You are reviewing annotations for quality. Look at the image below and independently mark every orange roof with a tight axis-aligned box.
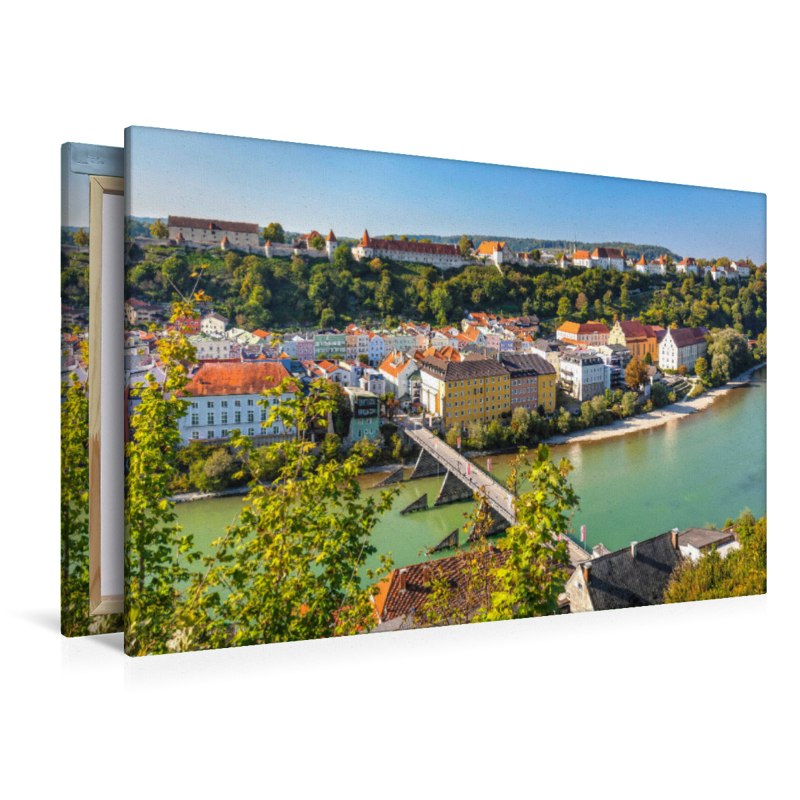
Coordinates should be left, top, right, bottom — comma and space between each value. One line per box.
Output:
573, 250, 591, 260
461, 326, 480, 342
371, 575, 393, 620
379, 352, 411, 378
251, 329, 270, 339
476, 241, 506, 256
326, 229, 337, 242
637, 254, 647, 265
182, 361, 297, 397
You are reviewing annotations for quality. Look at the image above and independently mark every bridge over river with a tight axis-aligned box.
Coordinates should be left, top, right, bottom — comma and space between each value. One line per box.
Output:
398, 417, 590, 567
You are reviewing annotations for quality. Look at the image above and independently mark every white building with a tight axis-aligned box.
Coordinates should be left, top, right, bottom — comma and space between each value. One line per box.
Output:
168, 216, 260, 248
187, 334, 234, 361
352, 231, 470, 270
658, 327, 708, 372
588, 247, 626, 271
559, 351, 610, 402
201, 313, 227, 337
730, 261, 751, 278
676, 257, 699, 275
676, 527, 741, 562
359, 368, 386, 396
177, 361, 297, 445
379, 351, 419, 402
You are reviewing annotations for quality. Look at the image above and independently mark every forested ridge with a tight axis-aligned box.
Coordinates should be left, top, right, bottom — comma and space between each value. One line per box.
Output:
110, 240, 767, 336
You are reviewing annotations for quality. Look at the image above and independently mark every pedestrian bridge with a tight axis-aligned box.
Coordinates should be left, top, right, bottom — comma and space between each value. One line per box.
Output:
398, 417, 590, 567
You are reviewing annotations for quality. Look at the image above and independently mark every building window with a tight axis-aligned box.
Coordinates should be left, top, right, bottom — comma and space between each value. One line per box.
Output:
191, 413, 199, 425
207, 413, 214, 425
207, 430, 215, 439
234, 412, 241, 424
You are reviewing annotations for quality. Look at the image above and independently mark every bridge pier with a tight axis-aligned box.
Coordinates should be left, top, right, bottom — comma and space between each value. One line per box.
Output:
434, 470, 474, 507
410, 448, 442, 480
399, 493, 428, 515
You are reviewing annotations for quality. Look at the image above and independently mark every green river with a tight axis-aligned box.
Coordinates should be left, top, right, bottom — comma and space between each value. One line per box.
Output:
175, 366, 766, 576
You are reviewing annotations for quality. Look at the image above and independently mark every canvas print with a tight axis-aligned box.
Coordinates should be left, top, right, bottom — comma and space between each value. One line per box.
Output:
123, 126, 766, 656
60, 143, 124, 636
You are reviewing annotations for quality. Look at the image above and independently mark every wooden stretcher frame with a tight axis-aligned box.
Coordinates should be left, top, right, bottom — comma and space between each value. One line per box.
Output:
88, 174, 124, 615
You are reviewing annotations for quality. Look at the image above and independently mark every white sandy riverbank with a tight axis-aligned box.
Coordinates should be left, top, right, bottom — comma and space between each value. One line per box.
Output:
546, 362, 766, 447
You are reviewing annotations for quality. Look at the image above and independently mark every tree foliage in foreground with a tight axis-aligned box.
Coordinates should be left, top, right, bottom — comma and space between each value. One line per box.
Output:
61, 346, 122, 636
664, 510, 766, 604
125, 295, 399, 654
416, 445, 576, 626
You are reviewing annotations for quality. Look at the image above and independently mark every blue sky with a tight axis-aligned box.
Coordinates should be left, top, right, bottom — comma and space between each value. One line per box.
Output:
121, 126, 766, 262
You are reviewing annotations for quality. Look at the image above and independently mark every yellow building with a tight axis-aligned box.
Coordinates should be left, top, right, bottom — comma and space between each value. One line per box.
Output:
420, 356, 511, 429
500, 353, 557, 415
608, 319, 664, 362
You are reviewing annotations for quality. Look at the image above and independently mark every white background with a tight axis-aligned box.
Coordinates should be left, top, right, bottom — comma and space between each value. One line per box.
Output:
2, 2, 795, 798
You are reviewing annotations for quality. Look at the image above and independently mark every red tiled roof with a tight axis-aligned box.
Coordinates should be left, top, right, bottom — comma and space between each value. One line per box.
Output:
380, 548, 510, 623
326, 229, 337, 242
181, 361, 297, 397
359, 231, 461, 257
167, 216, 259, 234
573, 250, 591, 260
591, 247, 625, 259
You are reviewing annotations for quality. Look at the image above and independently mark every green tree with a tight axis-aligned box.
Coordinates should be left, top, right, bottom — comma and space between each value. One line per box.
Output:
150, 218, 169, 239
478, 446, 576, 621
73, 227, 89, 247
263, 222, 285, 243
61, 369, 121, 637
458, 234, 472, 257
510, 406, 532, 443
580, 401, 595, 427
695, 356, 708, 379
708, 328, 751, 383
557, 296, 572, 321
665, 512, 766, 603
621, 391, 637, 417
530, 249, 541, 262
650, 381, 669, 408
309, 234, 325, 250
209, 379, 398, 647
445, 425, 461, 448
643, 351, 652, 366
125, 296, 203, 656
319, 307, 336, 328
334, 243, 351, 270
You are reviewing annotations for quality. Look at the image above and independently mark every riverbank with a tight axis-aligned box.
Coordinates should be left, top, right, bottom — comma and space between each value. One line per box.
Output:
546, 361, 766, 447
170, 362, 765, 500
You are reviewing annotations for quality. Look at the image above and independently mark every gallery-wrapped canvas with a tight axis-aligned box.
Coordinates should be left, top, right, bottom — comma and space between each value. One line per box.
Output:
122, 126, 766, 656
61, 143, 124, 636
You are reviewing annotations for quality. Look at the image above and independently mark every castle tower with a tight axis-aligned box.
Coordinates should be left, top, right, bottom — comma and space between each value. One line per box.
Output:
326, 229, 337, 262
220, 235, 230, 251
264, 240, 273, 258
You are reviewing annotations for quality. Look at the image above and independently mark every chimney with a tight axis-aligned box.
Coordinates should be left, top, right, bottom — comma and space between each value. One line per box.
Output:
398, 569, 408, 591
671, 528, 680, 550
581, 561, 591, 584
630, 541, 638, 559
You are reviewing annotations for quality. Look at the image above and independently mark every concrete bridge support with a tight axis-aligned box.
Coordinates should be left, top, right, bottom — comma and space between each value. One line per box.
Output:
411, 448, 443, 480
433, 470, 474, 507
